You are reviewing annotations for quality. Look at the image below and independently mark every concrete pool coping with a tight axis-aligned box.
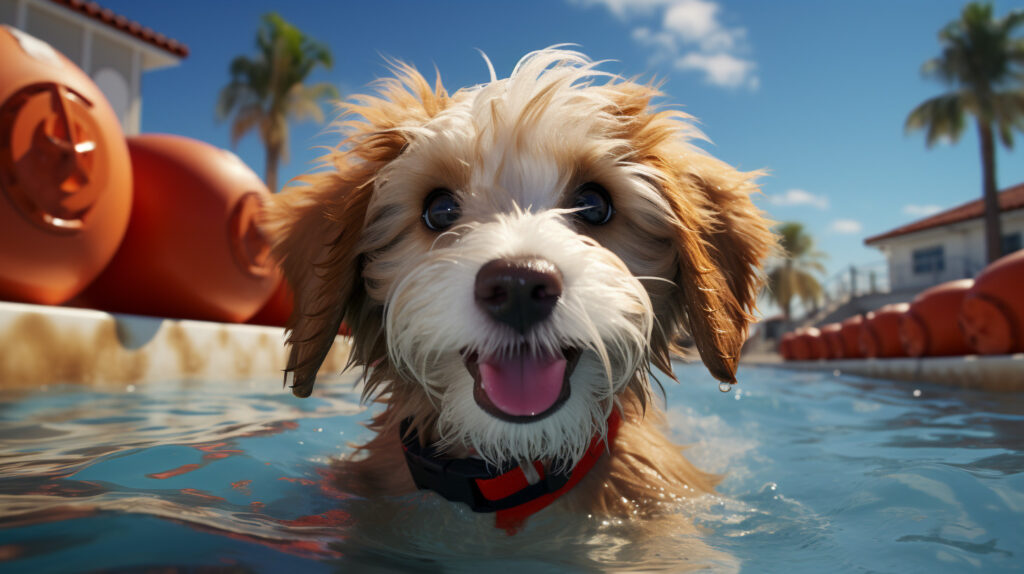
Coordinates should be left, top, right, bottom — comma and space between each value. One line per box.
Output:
752, 354, 1024, 392
0, 301, 352, 388
3, 301, 1020, 392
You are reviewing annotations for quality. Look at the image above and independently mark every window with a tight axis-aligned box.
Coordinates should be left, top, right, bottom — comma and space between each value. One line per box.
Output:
1002, 232, 1022, 255
912, 246, 944, 274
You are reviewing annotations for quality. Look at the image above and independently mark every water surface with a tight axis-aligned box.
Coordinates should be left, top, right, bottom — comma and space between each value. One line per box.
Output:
1, 364, 1022, 572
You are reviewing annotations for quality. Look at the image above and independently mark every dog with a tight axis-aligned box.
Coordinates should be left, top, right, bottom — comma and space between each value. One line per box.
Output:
264, 48, 774, 535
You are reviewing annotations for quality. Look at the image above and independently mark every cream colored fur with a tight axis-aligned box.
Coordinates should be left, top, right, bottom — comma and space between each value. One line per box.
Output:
265, 48, 775, 529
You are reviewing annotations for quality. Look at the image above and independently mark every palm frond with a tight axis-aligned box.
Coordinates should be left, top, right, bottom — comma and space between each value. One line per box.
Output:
229, 103, 267, 147
217, 12, 336, 188
911, 3, 1024, 149
906, 94, 967, 146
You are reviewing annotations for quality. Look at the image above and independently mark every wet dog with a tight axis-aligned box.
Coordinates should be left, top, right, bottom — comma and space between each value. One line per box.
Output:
265, 48, 773, 532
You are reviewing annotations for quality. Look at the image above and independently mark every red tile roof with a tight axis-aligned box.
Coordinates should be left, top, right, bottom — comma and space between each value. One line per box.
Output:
47, 0, 189, 58
864, 182, 1024, 245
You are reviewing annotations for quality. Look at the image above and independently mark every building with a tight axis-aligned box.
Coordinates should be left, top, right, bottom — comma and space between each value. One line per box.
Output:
0, 0, 188, 134
864, 183, 1024, 292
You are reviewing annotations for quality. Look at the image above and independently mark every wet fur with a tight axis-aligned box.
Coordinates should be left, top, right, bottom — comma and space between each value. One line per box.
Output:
265, 49, 774, 524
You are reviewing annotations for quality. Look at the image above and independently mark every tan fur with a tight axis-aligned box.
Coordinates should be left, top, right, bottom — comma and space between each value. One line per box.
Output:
266, 49, 775, 529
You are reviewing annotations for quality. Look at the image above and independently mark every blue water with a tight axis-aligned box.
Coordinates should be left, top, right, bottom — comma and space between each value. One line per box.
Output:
1, 364, 1022, 573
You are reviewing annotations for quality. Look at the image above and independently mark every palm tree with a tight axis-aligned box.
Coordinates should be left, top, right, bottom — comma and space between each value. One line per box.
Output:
906, 2, 1024, 264
217, 13, 338, 192
766, 222, 826, 323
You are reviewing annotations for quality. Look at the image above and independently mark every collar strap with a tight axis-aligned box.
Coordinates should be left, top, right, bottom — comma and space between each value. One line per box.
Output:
400, 411, 621, 533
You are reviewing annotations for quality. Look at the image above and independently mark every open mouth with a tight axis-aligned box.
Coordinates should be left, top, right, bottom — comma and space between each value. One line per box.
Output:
464, 347, 581, 423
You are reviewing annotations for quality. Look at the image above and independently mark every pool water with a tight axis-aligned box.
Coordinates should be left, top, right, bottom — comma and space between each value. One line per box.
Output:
1, 363, 1022, 573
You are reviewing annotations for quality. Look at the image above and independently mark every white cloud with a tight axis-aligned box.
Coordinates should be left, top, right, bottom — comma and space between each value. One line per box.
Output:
577, 0, 758, 90
631, 26, 677, 59
830, 219, 863, 234
663, 0, 741, 52
903, 204, 944, 217
766, 189, 829, 210
574, 0, 674, 19
675, 52, 758, 89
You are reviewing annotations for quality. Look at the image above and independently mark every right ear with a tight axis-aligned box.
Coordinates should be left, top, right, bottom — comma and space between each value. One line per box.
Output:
263, 167, 375, 397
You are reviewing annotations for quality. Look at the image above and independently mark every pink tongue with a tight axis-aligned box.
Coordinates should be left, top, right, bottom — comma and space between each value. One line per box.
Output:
479, 352, 567, 416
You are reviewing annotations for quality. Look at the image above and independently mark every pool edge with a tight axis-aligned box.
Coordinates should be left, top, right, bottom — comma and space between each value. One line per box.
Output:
0, 301, 351, 388
746, 354, 1024, 391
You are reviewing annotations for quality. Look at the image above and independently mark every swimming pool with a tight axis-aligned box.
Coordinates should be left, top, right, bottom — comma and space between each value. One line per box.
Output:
1, 363, 1021, 572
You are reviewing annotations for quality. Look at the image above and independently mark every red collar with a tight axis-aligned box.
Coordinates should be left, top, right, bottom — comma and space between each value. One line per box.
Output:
400, 411, 621, 534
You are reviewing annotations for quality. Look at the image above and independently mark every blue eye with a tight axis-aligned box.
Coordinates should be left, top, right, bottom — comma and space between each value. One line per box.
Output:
572, 183, 613, 225
422, 189, 461, 231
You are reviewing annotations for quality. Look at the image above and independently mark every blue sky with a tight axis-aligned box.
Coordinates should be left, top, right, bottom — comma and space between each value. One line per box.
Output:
101, 0, 1024, 283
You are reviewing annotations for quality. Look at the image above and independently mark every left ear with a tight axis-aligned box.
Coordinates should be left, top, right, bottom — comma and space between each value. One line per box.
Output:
659, 153, 775, 383
600, 81, 775, 383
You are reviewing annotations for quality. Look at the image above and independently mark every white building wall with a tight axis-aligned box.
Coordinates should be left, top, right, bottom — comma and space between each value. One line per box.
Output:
1, 0, 180, 135
874, 209, 1024, 292
0, 1, 18, 30
90, 30, 136, 133
23, 3, 83, 68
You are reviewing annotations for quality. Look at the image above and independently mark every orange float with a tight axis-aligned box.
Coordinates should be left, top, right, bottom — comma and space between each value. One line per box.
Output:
779, 332, 796, 360
0, 26, 132, 304
248, 277, 293, 328
960, 250, 1024, 355
791, 327, 822, 361
901, 279, 973, 357
840, 315, 865, 359
818, 323, 843, 359
79, 134, 277, 323
860, 304, 910, 358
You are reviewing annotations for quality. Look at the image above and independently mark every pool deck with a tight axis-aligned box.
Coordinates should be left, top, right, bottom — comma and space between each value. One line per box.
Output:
0, 301, 352, 388
750, 354, 1024, 392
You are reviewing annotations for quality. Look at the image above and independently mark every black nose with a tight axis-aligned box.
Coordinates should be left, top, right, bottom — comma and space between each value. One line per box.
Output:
474, 256, 563, 334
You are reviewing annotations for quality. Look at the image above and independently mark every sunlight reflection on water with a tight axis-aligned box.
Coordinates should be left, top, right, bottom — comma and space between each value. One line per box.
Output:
1, 364, 1022, 572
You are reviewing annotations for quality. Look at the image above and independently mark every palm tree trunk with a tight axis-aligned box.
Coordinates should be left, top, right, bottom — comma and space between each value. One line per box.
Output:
977, 120, 1003, 264
782, 260, 793, 323
265, 142, 281, 193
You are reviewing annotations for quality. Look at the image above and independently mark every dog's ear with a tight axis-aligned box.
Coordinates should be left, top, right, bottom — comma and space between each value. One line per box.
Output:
264, 62, 451, 397
263, 167, 375, 397
659, 155, 774, 384
602, 82, 774, 384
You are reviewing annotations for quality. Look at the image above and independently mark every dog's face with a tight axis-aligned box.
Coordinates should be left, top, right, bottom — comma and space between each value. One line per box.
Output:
267, 49, 773, 470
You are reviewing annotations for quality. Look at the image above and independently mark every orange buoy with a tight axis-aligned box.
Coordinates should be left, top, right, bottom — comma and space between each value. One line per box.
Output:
861, 304, 910, 358
0, 26, 132, 304
901, 279, 973, 357
791, 327, 822, 361
79, 134, 277, 323
960, 250, 1024, 355
840, 315, 865, 359
778, 332, 795, 360
247, 277, 293, 328
818, 323, 843, 359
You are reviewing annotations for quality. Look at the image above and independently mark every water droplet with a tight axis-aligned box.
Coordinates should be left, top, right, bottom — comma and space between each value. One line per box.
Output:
719, 382, 733, 393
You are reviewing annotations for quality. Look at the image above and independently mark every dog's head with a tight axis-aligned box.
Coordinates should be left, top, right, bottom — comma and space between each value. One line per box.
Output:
266, 49, 773, 470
